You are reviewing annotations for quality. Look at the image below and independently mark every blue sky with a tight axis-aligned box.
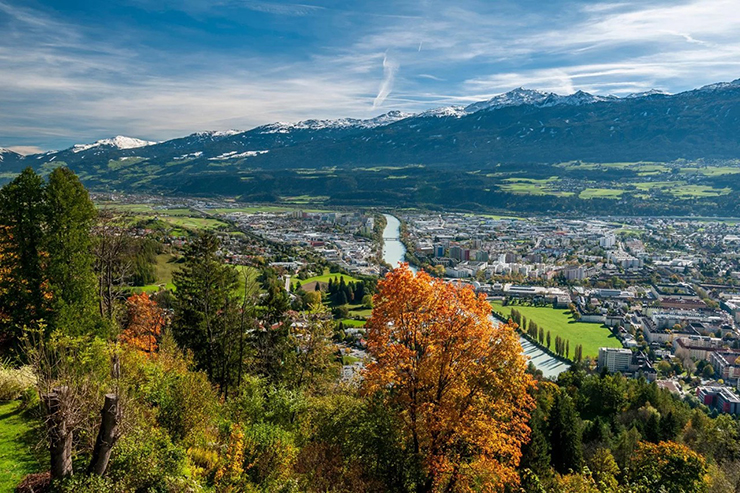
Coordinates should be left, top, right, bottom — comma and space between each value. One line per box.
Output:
2, 0, 740, 152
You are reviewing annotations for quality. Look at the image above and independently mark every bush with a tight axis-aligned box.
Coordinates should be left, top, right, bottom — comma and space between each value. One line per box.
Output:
53, 474, 115, 493
0, 363, 36, 400
108, 426, 198, 492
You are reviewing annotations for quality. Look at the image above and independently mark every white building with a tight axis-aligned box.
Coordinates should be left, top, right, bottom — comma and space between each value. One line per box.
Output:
598, 347, 632, 373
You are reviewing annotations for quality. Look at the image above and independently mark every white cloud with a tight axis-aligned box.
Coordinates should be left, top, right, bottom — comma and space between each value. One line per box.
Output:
373, 53, 399, 109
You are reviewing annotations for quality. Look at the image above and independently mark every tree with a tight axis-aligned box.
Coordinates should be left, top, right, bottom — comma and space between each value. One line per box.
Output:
546, 331, 551, 349
363, 265, 534, 492
549, 391, 582, 474
120, 292, 164, 353
44, 167, 98, 335
0, 168, 49, 345
172, 232, 239, 390
627, 441, 707, 492
287, 303, 338, 390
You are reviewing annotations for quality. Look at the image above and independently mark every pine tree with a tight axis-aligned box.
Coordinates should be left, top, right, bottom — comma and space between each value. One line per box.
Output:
549, 392, 583, 474
0, 168, 48, 342
44, 167, 98, 334
546, 331, 551, 349
173, 232, 239, 387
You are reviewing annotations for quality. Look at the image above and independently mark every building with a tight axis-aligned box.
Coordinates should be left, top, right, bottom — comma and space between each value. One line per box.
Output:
598, 347, 632, 373
599, 234, 616, 249
710, 352, 740, 381
697, 386, 740, 415
449, 246, 463, 261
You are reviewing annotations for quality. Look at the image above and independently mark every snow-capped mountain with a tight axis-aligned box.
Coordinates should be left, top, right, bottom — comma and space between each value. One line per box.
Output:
418, 106, 468, 118
4, 77, 740, 193
254, 110, 412, 134
625, 89, 670, 99
71, 135, 158, 153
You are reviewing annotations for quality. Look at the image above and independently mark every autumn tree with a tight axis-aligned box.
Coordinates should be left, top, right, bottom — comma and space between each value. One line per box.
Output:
120, 292, 164, 353
363, 265, 534, 492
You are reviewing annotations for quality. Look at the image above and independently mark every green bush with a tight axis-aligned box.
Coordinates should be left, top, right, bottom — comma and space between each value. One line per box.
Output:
0, 363, 36, 400
108, 426, 198, 492
53, 474, 115, 493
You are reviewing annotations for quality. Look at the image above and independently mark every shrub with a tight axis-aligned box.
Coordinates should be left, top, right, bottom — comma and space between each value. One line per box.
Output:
53, 474, 115, 493
108, 425, 195, 492
0, 363, 36, 400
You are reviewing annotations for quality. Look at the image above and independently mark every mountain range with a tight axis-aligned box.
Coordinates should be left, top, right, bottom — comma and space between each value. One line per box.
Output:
2, 79, 740, 215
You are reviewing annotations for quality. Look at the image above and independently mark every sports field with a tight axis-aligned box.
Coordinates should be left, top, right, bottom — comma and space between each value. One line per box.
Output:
491, 301, 621, 359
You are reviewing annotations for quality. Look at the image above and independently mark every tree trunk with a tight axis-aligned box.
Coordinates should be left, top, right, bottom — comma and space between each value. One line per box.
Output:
43, 387, 73, 479
88, 393, 120, 476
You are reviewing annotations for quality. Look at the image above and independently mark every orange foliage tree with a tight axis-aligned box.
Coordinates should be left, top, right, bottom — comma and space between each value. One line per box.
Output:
363, 265, 535, 492
120, 292, 164, 353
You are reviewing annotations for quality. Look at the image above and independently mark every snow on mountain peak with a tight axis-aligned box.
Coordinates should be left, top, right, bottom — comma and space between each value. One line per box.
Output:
256, 111, 412, 134
72, 135, 157, 153
418, 106, 467, 118
697, 79, 740, 92
464, 88, 552, 113
625, 89, 670, 99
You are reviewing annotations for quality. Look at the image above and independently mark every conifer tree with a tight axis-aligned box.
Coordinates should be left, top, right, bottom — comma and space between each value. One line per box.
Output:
549, 392, 583, 474
173, 232, 239, 385
0, 168, 48, 342
44, 167, 98, 334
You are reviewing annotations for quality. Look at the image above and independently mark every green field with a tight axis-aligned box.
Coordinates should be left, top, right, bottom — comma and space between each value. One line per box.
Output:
491, 301, 621, 358
579, 188, 624, 199
301, 270, 361, 285
340, 319, 366, 327
0, 401, 43, 492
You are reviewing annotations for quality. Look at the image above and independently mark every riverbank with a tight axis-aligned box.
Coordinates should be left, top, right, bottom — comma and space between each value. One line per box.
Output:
490, 310, 570, 378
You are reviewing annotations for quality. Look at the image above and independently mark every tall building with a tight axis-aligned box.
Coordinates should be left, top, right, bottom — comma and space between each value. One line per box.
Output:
599, 234, 616, 249
598, 347, 632, 373
449, 246, 463, 261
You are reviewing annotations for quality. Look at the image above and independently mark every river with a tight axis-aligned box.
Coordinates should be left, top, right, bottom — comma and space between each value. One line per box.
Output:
381, 214, 417, 273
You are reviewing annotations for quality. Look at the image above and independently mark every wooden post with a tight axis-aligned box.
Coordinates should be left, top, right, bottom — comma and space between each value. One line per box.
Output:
88, 393, 120, 476
43, 387, 73, 479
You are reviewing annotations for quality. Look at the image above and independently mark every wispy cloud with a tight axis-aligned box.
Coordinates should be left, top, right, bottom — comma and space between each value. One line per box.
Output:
241, 2, 325, 16
373, 53, 399, 109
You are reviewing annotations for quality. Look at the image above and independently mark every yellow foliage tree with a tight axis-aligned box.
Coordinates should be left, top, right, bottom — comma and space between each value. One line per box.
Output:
363, 265, 534, 492
120, 292, 164, 353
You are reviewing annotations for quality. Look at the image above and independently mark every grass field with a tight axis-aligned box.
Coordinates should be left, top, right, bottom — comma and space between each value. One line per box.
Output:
491, 301, 621, 359
0, 401, 43, 492
301, 270, 361, 285
579, 188, 624, 199
340, 319, 366, 327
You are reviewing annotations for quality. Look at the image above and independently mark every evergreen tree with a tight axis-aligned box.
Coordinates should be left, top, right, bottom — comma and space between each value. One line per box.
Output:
546, 331, 551, 349
172, 232, 239, 386
549, 392, 583, 474
0, 168, 48, 343
520, 411, 551, 480
44, 167, 98, 334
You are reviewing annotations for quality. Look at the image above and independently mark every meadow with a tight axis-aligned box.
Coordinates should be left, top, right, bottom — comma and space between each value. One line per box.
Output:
491, 301, 622, 359
0, 401, 43, 492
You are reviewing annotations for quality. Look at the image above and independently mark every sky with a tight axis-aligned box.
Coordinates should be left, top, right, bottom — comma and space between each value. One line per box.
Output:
2, 0, 740, 152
